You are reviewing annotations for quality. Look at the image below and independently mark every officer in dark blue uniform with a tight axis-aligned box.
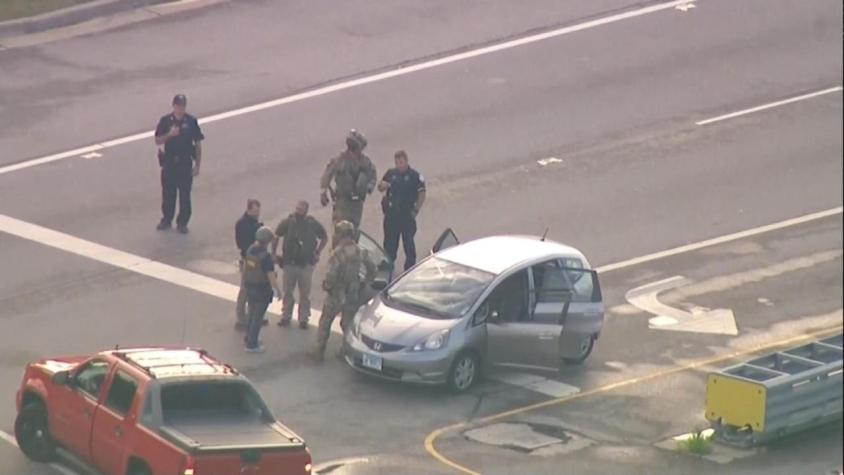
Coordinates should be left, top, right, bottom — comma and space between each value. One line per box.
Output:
154, 94, 204, 234
378, 150, 426, 271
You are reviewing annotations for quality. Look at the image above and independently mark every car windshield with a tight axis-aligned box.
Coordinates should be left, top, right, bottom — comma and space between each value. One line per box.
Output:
384, 257, 495, 319
161, 381, 272, 424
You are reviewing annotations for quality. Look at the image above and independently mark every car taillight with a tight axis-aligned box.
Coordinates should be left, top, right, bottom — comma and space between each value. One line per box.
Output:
183, 456, 196, 475
304, 462, 312, 474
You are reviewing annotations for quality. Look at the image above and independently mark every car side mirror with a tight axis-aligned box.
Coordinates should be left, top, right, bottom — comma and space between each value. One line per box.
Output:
52, 370, 70, 386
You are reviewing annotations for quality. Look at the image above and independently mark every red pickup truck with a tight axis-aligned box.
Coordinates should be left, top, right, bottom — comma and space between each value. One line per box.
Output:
15, 347, 312, 475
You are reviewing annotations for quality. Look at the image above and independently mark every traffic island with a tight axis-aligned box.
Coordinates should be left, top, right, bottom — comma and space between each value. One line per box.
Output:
653, 428, 760, 464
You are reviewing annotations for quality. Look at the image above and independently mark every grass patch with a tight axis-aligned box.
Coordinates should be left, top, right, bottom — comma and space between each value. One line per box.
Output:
0, 0, 96, 22
676, 428, 714, 455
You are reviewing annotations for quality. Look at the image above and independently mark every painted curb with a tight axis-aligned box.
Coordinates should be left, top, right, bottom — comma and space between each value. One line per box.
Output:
0, 0, 171, 40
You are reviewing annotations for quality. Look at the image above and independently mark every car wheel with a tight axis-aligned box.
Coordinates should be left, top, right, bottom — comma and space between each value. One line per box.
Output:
447, 352, 479, 393
562, 335, 595, 365
14, 403, 56, 462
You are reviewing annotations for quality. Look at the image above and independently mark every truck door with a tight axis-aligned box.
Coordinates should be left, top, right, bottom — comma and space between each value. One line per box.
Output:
92, 369, 139, 475
50, 359, 111, 463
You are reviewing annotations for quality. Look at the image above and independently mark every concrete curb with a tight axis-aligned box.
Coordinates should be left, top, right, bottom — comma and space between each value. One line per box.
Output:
0, 0, 172, 40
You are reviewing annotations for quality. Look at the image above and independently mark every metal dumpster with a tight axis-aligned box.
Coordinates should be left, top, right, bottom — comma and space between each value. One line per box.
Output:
705, 334, 843, 446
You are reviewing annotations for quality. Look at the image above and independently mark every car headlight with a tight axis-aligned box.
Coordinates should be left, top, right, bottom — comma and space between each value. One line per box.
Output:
410, 329, 450, 352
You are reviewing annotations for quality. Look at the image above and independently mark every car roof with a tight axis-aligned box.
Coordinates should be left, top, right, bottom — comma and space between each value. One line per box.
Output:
435, 235, 588, 275
106, 348, 238, 379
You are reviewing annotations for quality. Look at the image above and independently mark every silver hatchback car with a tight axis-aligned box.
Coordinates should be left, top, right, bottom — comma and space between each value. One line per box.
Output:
345, 229, 604, 393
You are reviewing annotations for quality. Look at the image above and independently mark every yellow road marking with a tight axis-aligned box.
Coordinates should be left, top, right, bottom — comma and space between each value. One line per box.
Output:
423, 326, 843, 475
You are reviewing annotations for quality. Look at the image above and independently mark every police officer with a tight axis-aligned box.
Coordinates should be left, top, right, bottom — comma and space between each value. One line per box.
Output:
234, 199, 263, 330
154, 94, 204, 234
243, 227, 282, 353
312, 221, 375, 361
378, 150, 426, 271
319, 129, 377, 243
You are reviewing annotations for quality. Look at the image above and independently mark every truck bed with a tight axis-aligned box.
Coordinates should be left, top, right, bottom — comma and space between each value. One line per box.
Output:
160, 415, 304, 452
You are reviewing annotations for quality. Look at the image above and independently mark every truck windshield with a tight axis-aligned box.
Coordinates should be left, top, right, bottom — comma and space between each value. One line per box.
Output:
161, 381, 272, 423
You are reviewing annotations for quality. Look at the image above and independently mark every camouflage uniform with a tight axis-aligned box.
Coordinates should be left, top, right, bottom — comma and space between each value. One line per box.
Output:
320, 143, 377, 238
315, 235, 376, 355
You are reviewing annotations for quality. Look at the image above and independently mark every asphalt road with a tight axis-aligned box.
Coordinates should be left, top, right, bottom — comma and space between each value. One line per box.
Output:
0, 0, 841, 474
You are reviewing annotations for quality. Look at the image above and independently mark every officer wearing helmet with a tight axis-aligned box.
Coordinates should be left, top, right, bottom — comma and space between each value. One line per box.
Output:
243, 226, 282, 353
319, 130, 377, 243
312, 220, 375, 361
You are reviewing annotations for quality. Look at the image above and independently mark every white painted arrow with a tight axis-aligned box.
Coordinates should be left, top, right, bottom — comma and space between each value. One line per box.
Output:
624, 276, 738, 335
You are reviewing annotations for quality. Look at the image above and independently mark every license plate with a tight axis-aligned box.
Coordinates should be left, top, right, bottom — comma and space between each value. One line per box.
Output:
362, 353, 383, 371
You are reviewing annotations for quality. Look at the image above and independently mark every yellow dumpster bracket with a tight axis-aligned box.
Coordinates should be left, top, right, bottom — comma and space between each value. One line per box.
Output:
705, 334, 843, 447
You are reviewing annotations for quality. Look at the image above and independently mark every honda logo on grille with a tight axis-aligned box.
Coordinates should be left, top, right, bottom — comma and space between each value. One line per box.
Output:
373, 342, 382, 351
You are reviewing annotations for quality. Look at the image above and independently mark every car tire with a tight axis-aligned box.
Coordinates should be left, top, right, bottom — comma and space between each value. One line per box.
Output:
562, 334, 596, 365
14, 402, 56, 462
447, 352, 480, 394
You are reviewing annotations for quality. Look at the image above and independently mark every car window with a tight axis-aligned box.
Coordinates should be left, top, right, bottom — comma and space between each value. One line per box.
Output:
485, 270, 529, 322
104, 370, 138, 417
384, 257, 495, 319
358, 231, 389, 267
532, 260, 564, 303
74, 360, 110, 400
140, 387, 155, 427
533, 259, 595, 304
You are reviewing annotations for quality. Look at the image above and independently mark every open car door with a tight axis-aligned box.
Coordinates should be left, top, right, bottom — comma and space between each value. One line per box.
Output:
357, 230, 394, 301
532, 262, 603, 364
431, 228, 460, 254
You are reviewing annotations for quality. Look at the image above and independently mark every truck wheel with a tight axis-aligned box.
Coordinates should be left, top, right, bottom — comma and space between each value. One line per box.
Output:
562, 335, 595, 365
447, 352, 479, 394
14, 403, 56, 462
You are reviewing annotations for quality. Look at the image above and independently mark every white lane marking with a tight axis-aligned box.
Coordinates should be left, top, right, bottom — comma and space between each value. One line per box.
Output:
0, 430, 78, 475
625, 276, 738, 335
609, 249, 844, 316
537, 157, 563, 166
312, 456, 372, 474
490, 372, 580, 398
80, 152, 102, 160
0, 215, 334, 333
675, 2, 696, 12
0, 429, 16, 446
695, 86, 843, 126
0, 0, 692, 176
595, 206, 843, 274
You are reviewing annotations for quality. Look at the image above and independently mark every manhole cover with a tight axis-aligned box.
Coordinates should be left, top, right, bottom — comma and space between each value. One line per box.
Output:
464, 422, 562, 451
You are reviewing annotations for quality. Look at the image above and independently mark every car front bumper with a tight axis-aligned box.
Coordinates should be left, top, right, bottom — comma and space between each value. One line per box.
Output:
343, 332, 452, 385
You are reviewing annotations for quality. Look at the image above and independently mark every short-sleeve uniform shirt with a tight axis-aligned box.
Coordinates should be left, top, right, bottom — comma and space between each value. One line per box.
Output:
155, 113, 204, 171
381, 167, 425, 215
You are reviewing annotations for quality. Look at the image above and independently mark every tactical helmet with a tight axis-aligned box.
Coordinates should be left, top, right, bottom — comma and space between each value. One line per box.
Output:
255, 226, 274, 243
345, 129, 367, 151
334, 220, 355, 238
